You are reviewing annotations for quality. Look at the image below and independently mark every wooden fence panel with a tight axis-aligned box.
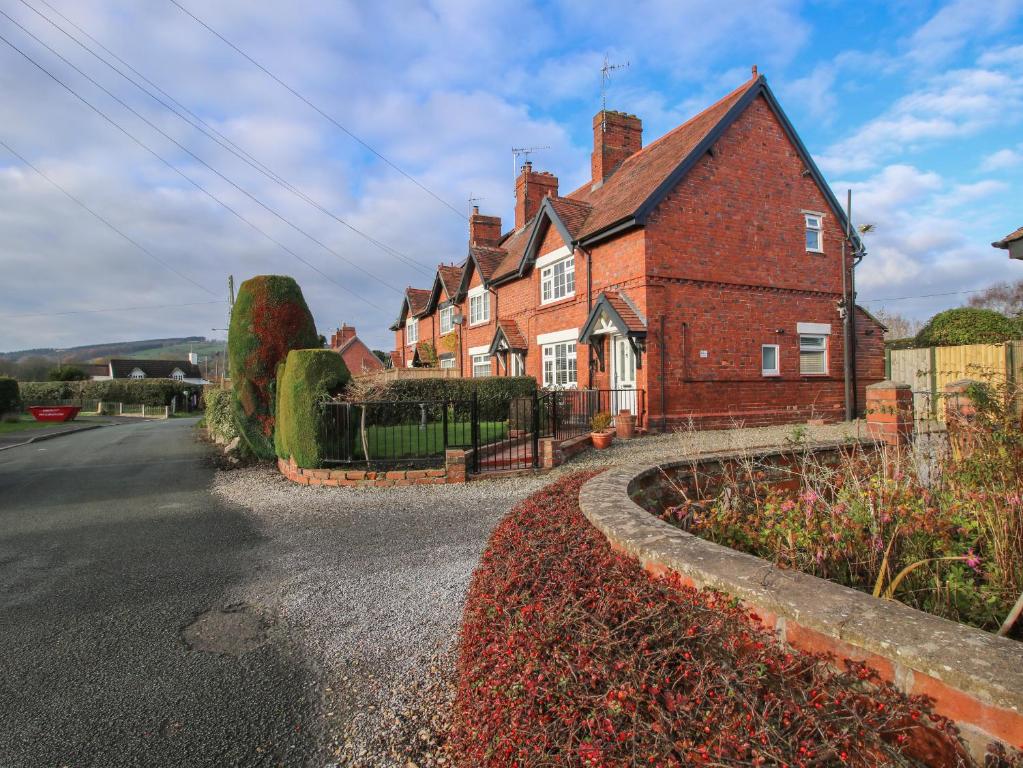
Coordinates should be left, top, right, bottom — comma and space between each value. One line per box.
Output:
889, 347, 932, 418
890, 343, 1011, 422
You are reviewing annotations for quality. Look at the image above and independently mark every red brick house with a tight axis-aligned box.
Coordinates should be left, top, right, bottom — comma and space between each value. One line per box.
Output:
390, 70, 885, 428
329, 324, 386, 374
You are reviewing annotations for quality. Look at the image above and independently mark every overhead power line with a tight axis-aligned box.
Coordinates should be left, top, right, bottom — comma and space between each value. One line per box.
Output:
1, 299, 227, 319
19, 0, 436, 277
0, 12, 408, 297
0, 137, 216, 297
167, 0, 467, 221
0, 29, 386, 312
860, 287, 988, 304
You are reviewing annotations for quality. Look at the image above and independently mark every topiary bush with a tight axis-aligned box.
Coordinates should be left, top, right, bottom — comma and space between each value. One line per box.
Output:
915, 308, 1021, 347
451, 472, 986, 767
274, 349, 350, 468
0, 376, 19, 415
204, 386, 237, 443
345, 375, 537, 424
228, 275, 319, 459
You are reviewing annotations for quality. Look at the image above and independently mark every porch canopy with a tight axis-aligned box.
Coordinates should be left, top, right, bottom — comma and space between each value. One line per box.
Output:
487, 320, 528, 356
578, 291, 647, 369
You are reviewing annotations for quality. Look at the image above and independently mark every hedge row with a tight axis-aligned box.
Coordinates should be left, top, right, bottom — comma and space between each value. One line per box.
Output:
350, 376, 536, 423
204, 387, 237, 443
451, 472, 979, 767
0, 376, 19, 414
275, 349, 351, 468
19, 379, 198, 406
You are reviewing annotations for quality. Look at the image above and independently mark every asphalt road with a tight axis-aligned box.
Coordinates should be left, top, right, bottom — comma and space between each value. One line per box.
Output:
0, 419, 319, 768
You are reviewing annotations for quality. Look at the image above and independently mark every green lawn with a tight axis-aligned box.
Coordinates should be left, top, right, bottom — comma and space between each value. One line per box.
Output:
354, 420, 507, 459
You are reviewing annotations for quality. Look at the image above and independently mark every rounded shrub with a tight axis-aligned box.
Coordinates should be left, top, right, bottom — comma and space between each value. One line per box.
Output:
228, 275, 319, 459
0, 376, 20, 415
915, 307, 1020, 347
274, 349, 350, 468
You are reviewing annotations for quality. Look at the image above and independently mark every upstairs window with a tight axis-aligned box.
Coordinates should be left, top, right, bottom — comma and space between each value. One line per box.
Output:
405, 317, 418, 344
799, 334, 827, 375
171, 369, 185, 381
540, 257, 575, 304
469, 290, 490, 325
129, 368, 145, 380
805, 213, 823, 252
439, 305, 454, 335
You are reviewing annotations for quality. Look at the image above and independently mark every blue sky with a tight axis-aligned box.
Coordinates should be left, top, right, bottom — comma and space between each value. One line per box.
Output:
0, 0, 1020, 352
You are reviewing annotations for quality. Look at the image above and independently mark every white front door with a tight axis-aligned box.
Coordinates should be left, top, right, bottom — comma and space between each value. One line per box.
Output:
612, 335, 637, 415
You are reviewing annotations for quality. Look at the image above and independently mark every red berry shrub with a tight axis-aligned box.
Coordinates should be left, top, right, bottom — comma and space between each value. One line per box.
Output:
450, 472, 987, 768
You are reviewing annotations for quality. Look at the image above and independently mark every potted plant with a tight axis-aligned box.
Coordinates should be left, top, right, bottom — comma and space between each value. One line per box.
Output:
590, 411, 614, 450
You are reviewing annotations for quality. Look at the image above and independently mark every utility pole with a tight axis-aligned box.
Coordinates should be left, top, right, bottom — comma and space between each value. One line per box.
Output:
842, 190, 854, 422
226, 275, 234, 380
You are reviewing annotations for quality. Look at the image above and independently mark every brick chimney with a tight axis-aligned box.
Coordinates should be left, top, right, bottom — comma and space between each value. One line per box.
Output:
592, 110, 642, 185
469, 206, 502, 246
331, 323, 357, 349
515, 161, 558, 230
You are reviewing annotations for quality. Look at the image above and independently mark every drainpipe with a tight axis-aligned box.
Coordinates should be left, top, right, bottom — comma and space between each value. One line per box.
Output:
578, 244, 594, 387
842, 190, 854, 422
659, 314, 667, 432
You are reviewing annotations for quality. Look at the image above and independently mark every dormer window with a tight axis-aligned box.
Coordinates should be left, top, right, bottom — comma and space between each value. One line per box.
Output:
171, 369, 185, 381
804, 212, 823, 253
129, 368, 146, 380
406, 317, 418, 344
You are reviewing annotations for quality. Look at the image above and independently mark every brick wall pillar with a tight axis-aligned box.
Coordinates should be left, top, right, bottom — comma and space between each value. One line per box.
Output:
445, 448, 467, 483
865, 381, 914, 447
944, 379, 980, 423
539, 437, 560, 469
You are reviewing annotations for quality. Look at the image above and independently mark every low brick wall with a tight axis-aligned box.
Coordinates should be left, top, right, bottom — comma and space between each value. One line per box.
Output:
278, 448, 466, 487
579, 452, 1023, 761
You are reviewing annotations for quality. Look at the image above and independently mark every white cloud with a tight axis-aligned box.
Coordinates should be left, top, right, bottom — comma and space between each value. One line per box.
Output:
980, 146, 1023, 171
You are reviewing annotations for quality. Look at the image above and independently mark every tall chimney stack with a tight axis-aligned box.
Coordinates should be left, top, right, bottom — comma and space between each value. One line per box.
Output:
469, 206, 503, 246
591, 111, 642, 186
514, 161, 558, 230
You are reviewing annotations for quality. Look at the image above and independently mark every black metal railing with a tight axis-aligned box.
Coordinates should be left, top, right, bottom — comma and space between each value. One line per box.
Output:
319, 388, 645, 473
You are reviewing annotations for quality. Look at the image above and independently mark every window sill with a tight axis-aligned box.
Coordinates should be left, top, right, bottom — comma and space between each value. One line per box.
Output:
539, 294, 576, 309
806, 248, 825, 255
762, 372, 780, 377
468, 319, 491, 328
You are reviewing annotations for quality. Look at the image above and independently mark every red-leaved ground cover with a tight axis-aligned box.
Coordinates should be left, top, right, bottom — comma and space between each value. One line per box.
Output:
450, 471, 1008, 768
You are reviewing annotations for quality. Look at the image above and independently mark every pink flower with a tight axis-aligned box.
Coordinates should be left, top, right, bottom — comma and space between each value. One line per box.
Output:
780, 500, 796, 512
965, 549, 982, 572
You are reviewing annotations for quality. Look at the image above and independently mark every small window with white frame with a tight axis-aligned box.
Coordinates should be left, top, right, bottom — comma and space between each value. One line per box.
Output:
472, 353, 491, 377
540, 256, 575, 304
439, 354, 456, 370
129, 368, 145, 380
405, 316, 418, 344
761, 345, 779, 377
171, 368, 185, 381
542, 341, 577, 388
439, 305, 454, 335
804, 213, 823, 252
469, 290, 490, 325
799, 334, 828, 375
510, 352, 525, 377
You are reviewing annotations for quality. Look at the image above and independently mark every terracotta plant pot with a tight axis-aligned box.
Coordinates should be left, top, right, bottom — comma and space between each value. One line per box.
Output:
591, 430, 614, 450
616, 409, 635, 439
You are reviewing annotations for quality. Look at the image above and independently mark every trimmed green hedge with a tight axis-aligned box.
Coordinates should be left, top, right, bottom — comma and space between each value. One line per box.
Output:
915, 308, 1021, 347
18, 379, 196, 406
229, 275, 319, 460
204, 387, 237, 443
275, 349, 350, 468
351, 376, 540, 423
0, 376, 19, 415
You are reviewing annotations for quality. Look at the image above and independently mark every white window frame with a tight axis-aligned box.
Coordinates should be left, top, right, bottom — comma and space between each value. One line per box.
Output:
510, 352, 525, 377
405, 316, 418, 344
799, 334, 828, 376
439, 354, 456, 370
468, 286, 490, 326
804, 212, 823, 253
471, 353, 491, 377
539, 256, 575, 305
129, 368, 145, 380
439, 305, 454, 335
541, 341, 577, 388
761, 344, 780, 377
171, 368, 185, 381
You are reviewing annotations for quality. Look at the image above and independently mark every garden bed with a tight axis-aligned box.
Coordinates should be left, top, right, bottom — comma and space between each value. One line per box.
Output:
452, 472, 1013, 767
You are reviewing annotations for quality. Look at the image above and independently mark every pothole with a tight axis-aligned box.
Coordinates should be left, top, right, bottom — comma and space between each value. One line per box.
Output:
182, 603, 273, 656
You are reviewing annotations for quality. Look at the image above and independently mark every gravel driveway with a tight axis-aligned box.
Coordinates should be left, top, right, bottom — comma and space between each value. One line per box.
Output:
212, 420, 864, 765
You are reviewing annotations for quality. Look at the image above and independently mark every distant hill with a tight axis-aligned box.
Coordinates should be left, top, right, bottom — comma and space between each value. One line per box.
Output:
0, 337, 222, 363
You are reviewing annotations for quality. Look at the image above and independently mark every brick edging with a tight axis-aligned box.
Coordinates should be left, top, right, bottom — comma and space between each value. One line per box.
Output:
277, 448, 466, 488
578, 452, 1023, 758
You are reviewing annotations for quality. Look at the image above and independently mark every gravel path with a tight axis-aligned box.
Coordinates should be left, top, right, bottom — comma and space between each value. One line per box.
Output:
211, 419, 867, 765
